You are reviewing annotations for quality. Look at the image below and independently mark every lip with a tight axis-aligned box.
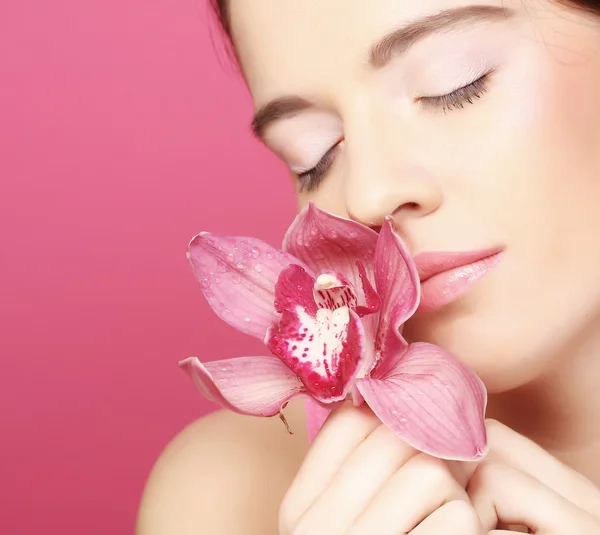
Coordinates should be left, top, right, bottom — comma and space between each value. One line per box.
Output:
414, 248, 504, 313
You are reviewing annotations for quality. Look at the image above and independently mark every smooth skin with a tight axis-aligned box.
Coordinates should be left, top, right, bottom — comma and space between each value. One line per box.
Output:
138, 0, 600, 533
137, 400, 600, 534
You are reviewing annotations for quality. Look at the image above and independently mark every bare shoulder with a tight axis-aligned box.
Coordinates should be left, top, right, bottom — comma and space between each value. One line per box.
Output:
136, 399, 309, 535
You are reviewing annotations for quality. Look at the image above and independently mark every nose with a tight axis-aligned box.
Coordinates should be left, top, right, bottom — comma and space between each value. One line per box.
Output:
344, 139, 443, 230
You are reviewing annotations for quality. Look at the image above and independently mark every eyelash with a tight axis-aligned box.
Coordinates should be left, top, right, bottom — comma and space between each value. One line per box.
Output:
297, 142, 341, 193
418, 72, 491, 114
297, 73, 491, 193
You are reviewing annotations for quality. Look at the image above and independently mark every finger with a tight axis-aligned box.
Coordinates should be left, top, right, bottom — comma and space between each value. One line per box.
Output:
468, 460, 596, 533
495, 525, 530, 533
279, 403, 381, 531
349, 454, 468, 535
409, 500, 484, 535
484, 419, 600, 515
294, 423, 417, 534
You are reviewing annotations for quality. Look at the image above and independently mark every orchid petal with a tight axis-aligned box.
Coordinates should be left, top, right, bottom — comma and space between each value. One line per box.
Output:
352, 260, 380, 378
267, 308, 365, 403
373, 218, 420, 361
187, 233, 306, 340
355, 261, 380, 317
356, 342, 488, 461
304, 398, 333, 443
283, 203, 379, 305
180, 356, 305, 417
274, 264, 318, 316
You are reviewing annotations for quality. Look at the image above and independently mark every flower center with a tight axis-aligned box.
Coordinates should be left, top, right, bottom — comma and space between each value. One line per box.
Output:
315, 274, 338, 289
267, 266, 363, 403
314, 273, 358, 311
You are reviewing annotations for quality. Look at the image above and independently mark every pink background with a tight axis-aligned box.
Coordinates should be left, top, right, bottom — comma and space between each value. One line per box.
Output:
0, 2, 296, 533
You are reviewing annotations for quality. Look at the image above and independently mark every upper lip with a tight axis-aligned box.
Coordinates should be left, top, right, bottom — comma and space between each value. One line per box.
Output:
413, 248, 503, 283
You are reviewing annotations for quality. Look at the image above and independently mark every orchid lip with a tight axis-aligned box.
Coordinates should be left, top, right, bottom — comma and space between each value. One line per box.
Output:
414, 247, 504, 283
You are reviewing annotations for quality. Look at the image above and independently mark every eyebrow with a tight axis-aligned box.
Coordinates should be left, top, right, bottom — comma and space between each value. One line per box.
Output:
251, 4, 515, 139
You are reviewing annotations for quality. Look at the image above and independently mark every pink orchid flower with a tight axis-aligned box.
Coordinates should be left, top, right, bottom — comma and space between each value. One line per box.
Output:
180, 203, 487, 461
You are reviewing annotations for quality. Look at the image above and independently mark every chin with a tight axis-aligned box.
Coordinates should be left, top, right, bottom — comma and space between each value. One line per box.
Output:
404, 295, 562, 395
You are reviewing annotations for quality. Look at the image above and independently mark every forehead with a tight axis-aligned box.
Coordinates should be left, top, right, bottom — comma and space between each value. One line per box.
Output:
228, 0, 513, 105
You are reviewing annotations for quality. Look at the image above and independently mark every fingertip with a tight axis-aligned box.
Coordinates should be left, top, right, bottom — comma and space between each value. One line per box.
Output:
317, 400, 378, 438
484, 418, 507, 433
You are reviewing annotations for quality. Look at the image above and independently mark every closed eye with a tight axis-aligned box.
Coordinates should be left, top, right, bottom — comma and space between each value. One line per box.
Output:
418, 71, 493, 113
297, 142, 342, 193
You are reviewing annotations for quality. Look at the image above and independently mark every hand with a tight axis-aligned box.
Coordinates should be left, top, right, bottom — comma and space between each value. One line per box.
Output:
467, 420, 600, 534
278, 403, 485, 535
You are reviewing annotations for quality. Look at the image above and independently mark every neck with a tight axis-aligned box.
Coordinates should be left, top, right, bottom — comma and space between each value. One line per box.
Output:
487, 323, 600, 486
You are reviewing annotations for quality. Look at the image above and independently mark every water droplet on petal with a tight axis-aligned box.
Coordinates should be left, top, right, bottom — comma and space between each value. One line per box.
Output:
310, 227, 318, 236
232, 274, 241, 284
400, 417, 408, 423
266, 252, 274, 260
215, 277, 221, 284
251, 247, 260, 258
254, 264, 263, 273
201, 278, 211, 289
244, 317, 251, 323
236, 263, 245, 270
227, 253, 235, 262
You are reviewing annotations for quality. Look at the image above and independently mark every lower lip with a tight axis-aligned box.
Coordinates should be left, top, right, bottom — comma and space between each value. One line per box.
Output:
417, 253, 503, 313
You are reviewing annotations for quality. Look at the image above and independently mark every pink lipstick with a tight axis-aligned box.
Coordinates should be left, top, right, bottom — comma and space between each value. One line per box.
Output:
414, 248, 503, 313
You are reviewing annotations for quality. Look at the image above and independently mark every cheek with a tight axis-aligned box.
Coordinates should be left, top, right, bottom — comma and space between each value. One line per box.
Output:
406, 48, 600, 391
504, 49, 600, 275
475, 40, 600, 297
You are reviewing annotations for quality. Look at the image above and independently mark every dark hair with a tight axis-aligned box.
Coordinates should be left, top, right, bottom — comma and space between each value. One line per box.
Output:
209, 0, 236, 64
211, 0, 600, 45
568, 0, 600, 11
211, 0, 231, 37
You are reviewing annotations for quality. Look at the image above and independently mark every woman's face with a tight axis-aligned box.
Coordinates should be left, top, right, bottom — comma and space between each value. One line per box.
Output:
228, 0, 600, 393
